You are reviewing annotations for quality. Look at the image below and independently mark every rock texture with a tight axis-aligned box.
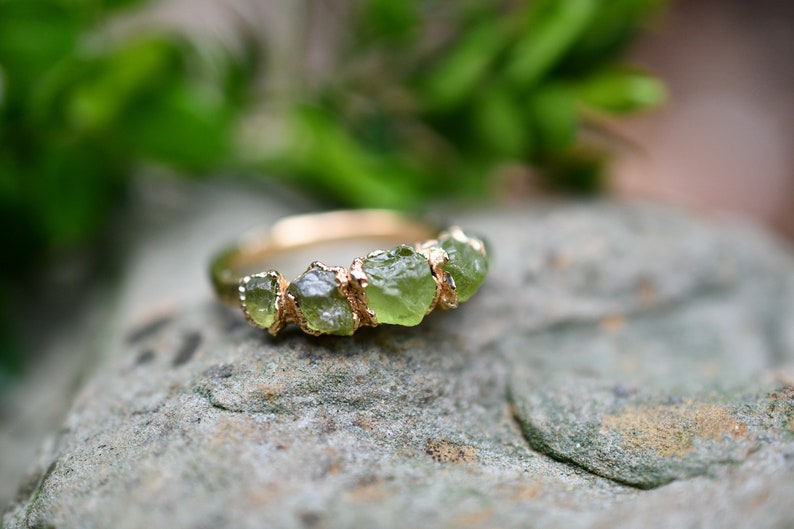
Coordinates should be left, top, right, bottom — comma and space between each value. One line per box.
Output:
3, 196, 794, 529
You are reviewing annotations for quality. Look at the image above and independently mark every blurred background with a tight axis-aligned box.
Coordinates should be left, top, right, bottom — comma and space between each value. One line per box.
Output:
0, 0, 792, 390
613, 0, 794, 240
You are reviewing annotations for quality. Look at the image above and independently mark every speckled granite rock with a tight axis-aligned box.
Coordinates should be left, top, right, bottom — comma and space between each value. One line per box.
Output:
3, 193, 794, 529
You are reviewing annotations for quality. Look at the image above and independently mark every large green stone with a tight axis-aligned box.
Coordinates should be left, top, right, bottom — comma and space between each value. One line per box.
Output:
363, 245, 436, 326
242, 274, 279, 328
438, 233, 489, 302
288, 266, 355, 335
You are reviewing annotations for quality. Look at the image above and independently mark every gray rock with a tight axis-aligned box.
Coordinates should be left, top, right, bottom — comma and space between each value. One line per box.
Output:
506, 291, 792, 488
3, 192, 794, 529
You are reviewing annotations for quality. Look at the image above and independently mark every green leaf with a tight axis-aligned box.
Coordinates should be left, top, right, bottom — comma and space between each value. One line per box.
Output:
529, 84, 578, 153
472, 85, 529, 158
419, 18, 509, 111
575, 69, 666, 113
63, 37, 183, 133
114, 82, 232, 170
561, 0, 665, 71
506, 0, 597, 88
262, 106, 423, 209
543, 147, 606, 194
0, 0, 84, 97
0, 64, 6, 109
361, 0, 421, 42
27, 141, 124, 250
99, 0, 152, 11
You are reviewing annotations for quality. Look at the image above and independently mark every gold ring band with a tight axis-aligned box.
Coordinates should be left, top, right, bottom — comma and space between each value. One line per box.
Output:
210, 210, 488, 336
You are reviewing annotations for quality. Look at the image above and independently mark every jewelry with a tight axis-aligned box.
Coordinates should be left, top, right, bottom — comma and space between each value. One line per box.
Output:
210, 210, 488, 336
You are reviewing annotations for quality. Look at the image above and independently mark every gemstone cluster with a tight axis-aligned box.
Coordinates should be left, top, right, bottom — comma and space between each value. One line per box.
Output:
239, 227, 488, 336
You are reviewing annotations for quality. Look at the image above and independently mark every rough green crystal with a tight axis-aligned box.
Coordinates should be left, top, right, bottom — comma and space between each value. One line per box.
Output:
242, 273, 279, 328
363, 245, 436, 326
288, 266, 355, 335
438, 232, 489, 302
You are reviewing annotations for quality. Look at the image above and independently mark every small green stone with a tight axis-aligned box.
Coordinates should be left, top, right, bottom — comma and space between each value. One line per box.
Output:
439, 233, 489, 302
288, 266, 355, 335
363, 245, 436, 326
242, 274, 279, 328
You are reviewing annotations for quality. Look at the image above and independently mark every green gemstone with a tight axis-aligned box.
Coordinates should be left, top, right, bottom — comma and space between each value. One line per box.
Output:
288, 266, 355, 335
242, 274, 279, 328
363, 245, 436, 326
439, 233, 489, 302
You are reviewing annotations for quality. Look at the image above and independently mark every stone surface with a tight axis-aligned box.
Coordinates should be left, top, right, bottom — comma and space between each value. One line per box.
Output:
437, 231, 489, 302
288, 265, 355, 335
0, 179, 312, 506
362, 245, 436, 326
3, 192, 794, 529
242, 273, 280, 328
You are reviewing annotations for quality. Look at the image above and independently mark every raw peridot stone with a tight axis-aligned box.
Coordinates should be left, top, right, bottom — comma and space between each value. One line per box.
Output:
439, 233, 488, 302
288, 266, 355, 335
363, 245, 436, 326
242, 274, 279, 328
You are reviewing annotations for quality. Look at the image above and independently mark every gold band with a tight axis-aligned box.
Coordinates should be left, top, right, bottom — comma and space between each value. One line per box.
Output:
209, 210, 488, 336
211, 210, 436, 305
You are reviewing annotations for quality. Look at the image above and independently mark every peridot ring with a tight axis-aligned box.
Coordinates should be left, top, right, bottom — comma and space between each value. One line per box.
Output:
210, 210, 489, 336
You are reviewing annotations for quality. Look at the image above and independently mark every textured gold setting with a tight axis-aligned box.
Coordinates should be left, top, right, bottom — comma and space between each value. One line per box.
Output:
210, 210, 487, 336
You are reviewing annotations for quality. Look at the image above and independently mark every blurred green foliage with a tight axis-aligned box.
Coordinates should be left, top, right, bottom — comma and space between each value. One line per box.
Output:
0, 0, 665, 376
262, 0, 667, 208
0, 0, 256, 376
0, 0, 253, 268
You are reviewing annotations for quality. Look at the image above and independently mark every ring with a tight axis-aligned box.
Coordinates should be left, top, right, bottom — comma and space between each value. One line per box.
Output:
210, 210, 489, 336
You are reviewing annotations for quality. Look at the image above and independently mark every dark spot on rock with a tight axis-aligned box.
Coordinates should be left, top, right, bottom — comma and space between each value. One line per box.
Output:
352, 415, 373, 430
131, 404, 162, 416
126, 314, 174, 344
204, 363, 234, 378
613, 384, 637, 398
299, 350, 323, 365
135, 350, 155, 365
356, 474, 380, 487
201, 513, 228, 529
224, 315, 249, 333
214, 304, 247, 332
300, 511, 321, 528
173, 331, 202, 367
667, 395, 684, 405
322, 418, 337, 434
